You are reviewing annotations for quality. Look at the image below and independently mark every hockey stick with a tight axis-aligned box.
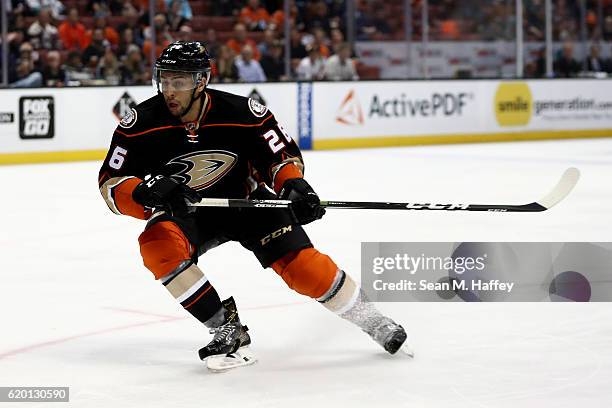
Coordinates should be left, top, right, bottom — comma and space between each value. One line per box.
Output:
189, 167, 580, 213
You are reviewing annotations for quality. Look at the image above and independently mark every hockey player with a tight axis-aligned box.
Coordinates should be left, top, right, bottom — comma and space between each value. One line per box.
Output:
98, 41, 410, 370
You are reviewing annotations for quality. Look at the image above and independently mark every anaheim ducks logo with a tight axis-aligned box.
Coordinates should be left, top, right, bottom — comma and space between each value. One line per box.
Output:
167, 150, 237, 190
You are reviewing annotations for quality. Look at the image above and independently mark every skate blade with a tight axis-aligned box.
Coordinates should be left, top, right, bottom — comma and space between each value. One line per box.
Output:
398, 334, 415, 358
400, 341, 415, 358
206, 346, 257, 373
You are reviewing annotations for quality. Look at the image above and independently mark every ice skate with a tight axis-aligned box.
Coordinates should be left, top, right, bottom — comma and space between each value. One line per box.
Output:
319, 273, 415, 357
198, 297, 257, 372
367, 317, 414, 357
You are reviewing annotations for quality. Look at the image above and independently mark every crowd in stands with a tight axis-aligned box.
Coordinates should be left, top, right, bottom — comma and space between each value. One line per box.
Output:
3, 0, 362, 87
2, 0, 612, 87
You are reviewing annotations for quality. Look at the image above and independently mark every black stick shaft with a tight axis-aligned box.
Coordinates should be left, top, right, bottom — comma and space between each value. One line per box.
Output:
190, 199, 547, 212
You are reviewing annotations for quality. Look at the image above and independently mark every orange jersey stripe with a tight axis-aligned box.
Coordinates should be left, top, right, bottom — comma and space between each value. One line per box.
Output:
273, 164, 303, 194
115, 125, 184, 138
113, 177, 149, 219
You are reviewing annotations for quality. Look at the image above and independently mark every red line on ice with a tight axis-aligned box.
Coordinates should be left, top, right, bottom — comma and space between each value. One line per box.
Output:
0, 301, 307, 360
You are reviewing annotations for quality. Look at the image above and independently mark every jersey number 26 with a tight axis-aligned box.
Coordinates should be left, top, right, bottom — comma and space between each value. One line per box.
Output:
263, 125, 292, 154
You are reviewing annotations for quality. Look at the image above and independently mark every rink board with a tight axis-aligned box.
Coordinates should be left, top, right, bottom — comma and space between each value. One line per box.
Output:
1, 79, 612, 164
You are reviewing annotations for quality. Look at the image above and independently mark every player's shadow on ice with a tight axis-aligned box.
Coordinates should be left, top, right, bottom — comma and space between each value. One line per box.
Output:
255, 348, 410, 373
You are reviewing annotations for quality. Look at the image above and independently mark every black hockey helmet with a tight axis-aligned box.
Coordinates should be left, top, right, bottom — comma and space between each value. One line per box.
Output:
153, 41, 212, 92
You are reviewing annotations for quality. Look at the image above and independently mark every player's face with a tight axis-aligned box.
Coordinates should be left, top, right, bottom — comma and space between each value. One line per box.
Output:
160, 72, 197, 116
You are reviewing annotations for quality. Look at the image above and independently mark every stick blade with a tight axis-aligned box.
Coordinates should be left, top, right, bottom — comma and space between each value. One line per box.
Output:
536, 167, 580, 210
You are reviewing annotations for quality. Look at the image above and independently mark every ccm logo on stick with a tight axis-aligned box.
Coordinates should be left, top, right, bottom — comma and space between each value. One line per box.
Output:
405, 203, 469, 210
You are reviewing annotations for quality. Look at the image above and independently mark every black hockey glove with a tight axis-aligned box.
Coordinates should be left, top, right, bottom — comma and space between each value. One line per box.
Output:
132, 175, 200, 217
279, 178, 326, 225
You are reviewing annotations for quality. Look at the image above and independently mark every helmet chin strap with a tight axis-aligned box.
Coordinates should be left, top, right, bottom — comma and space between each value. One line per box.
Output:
179, 72, 209, 119
179, 86, 205, 119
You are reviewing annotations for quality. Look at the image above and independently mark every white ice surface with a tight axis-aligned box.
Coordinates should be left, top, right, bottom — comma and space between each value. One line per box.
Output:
1, 139, 611, 408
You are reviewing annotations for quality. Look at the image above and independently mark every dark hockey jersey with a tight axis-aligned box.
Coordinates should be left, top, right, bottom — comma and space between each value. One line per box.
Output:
98, 88, 304, 219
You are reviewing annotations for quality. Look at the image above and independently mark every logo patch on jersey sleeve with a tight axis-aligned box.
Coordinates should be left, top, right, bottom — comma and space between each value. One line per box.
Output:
119, 108, 138, 128
248, 98, 268, 118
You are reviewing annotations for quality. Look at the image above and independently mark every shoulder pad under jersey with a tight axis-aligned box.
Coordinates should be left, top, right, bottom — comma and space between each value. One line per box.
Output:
206, 87, 273, 126
116, 94, 173, 135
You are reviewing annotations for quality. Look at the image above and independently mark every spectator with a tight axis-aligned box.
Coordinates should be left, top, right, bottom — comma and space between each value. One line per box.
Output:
269, 6, 284, 30
16, 41, 41, 70
41, 50, 66, 86
25, 0, 64, 20
371, 8, 392, 39
117, 27, 137, 60
296, 45, 325, 80
269, 0, 302, 31
214, 45, 239, 83
120, 44, 147, 85
9, 12, 29, 40
257, 28, 277, 58
165, 0, 192, 32
235, 45, 266, 82
10, 58, 43, 88
87, 0, 111, 17
118, 0, 138, 16
235, 44, 266, 82
204, 27, 220, 59
355, 2, 391, 41
85, 16, 120, 48
329, 28, 344, 55
10, 41, 40, 79
97, 47, 121, 84
438, 19, 461, 40
11, 0, 30, 16
227, 23, 261, 60
604, 16, 612, 41
82, 27, 108, 67
143, 24, 173, 63
304, 0, 330, 32
118, 7, 144, 47
239, 0, 270, 31
289, 29, 307, 60
260, 41, 287, 81
525, 0, 545, 40
58, 7, 88, 51
143, 13, 173, 43
6, 25, 26, 75
7, 15, 29, 71
27, 7, 59, 50
311, 27, 331, 58
64, 50, 82, 73
64, 50, 92, 85
585, 44, 607, 72
323, 42, 358, 81
175, 25, 193, 43
135, 0, 166, 25
554, 42, 581, 77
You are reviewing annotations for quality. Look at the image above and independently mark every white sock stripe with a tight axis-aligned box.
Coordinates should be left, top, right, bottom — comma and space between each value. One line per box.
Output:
175, 276, 209, 303
334, 285, 360, 315
320, 273, 360, 315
